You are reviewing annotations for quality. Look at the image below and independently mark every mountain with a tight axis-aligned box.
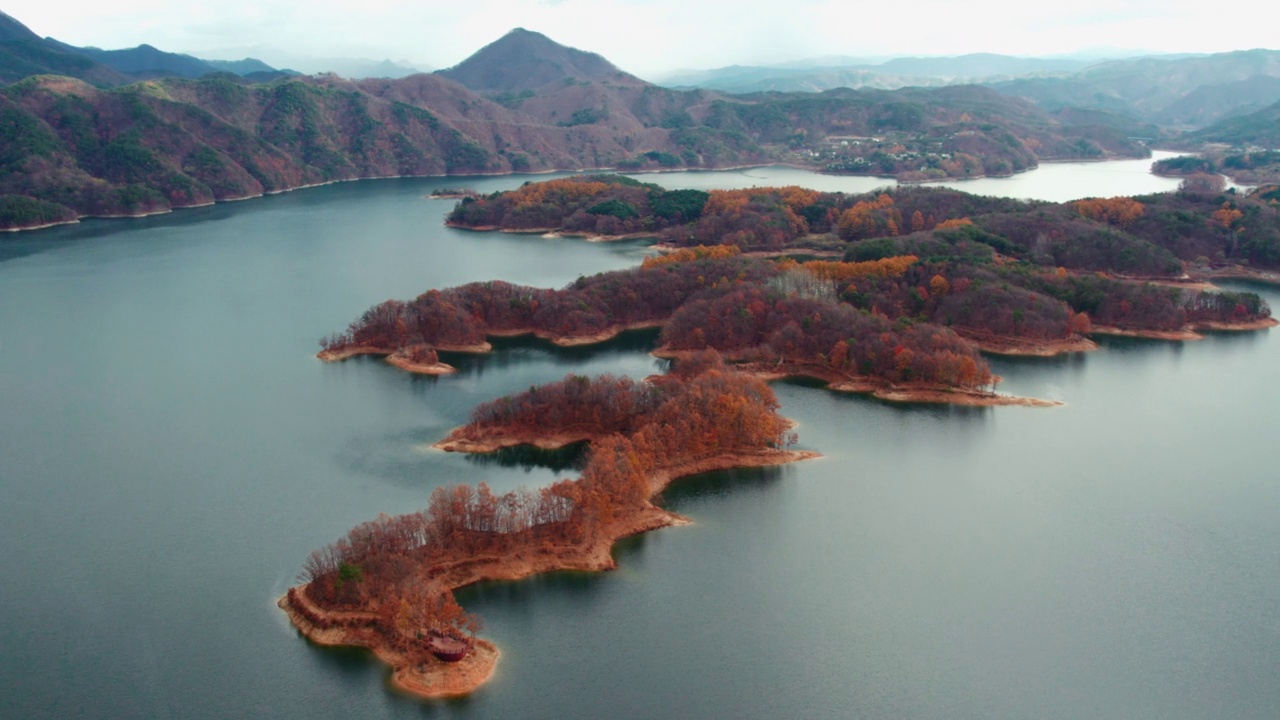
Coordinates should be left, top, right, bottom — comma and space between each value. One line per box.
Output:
0, 9, 40, 42
437, 28, 642, 93
874, 54, 1088, 77
196, 46, 429, 79
339, 59, 426, 80
1149, 75, 1280, 129
202, 58, 282, 76
45, 40, 221, 79
991, 49, 1280, 127
1181, 100, 1280, 148
0, 11, 127, 86
658, 54, 1094, 94
0, 24, 1148, 230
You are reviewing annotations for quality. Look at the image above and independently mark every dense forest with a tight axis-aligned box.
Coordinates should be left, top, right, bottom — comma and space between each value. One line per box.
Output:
0, 12, 1149, 230
448, 175, 1280, 271
290, 357, 797, 668
335, 183, 1274, 392
1153, 151, 1280, 185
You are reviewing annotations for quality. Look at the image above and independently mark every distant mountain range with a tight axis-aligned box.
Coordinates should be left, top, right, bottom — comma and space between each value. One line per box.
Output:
0, 10, 1267, 231
989, 49, 1280, 128
0, 10, 426, 83
661, 47, 1280, 136
658, 54, 1095, 93
1180, 100, 1280, 149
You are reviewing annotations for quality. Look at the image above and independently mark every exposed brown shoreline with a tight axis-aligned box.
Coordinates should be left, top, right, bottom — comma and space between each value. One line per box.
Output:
316, 345, 465, 375
1189, 266, 1280, 286
317, 321, 665, 370
651, 349, 1059, 407
433, 428, 595, 453
958, 331, 1099, 357
280, 444, 817, 699
1091, 316, 1278, 341
485, 320, 665, 347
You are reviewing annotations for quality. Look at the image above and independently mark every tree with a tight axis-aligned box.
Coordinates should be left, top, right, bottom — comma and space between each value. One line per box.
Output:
1179, 173, 1226, 197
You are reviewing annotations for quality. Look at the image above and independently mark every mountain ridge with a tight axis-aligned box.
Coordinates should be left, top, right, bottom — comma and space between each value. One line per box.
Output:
0, 21, 1149, 231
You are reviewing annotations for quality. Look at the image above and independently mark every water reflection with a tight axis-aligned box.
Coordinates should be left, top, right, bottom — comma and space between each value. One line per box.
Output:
661, 465, 787, 506
462, 442, 589, 473
457, 568, 609, 608
443, 328, 664, 378
1201, 328, 1267, 350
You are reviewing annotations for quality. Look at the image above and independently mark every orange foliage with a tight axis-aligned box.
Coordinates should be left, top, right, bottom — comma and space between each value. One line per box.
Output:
836, 194, 896, 240
641, 244, 741, 269
703, 189, 753, 216
929, 274, 950, 297
1068, 311, 1092, 335
801, 255, 918, 282
1211, 203, 1243, 230
935, 217, 973, 230
297, 358, 794, 657
775, 186, 822, 211
1072, 197, 1145, 226
507, 179, 610, 212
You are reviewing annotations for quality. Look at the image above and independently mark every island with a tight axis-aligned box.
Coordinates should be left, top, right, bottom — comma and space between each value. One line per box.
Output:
321, 178, 1275, 405
442, 176, 1277, 341
281, 355, 816, 698
293, 175, 1277, 701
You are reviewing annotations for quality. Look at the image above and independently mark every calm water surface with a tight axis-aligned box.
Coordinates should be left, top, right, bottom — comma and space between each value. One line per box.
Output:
1, 162, 1277, 719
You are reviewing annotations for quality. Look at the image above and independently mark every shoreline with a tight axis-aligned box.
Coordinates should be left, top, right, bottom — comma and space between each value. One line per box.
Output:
1091, 316, 1277, 341
1188, 266, 1280, 286
317, 321, 664, 369
444, 222, 658, 244
280, 444, 817, 699
317, 345, 474, 374
433, 428, 595, 453
0, 151, 1167, 234
959, 331, 1099, 357
486, 320, 665, 347
651, 349, 1059, 407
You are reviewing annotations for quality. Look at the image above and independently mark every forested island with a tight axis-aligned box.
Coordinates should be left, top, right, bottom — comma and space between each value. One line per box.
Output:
291, 175, 1277, 698
317, 177, 1277, 410
281, 355, 814, 697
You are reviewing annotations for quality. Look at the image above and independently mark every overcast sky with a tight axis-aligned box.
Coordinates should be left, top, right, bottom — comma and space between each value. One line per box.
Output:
7, 0, 1277, 78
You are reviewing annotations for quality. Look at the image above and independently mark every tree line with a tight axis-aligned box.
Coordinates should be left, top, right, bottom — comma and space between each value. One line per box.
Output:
446, 175, 1280, 271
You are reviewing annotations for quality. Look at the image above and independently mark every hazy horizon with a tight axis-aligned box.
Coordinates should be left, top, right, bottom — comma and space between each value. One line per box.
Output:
6, 0, 1278, 79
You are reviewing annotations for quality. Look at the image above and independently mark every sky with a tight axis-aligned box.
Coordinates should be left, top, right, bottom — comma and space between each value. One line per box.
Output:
7, 0, 1278, 79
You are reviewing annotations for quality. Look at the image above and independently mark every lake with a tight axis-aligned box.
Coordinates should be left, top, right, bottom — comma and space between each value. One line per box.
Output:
1, 156, 1277, 719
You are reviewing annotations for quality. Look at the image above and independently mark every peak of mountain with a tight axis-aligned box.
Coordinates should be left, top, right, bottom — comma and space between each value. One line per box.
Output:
437, 28, 641, 93
0, 15, 128, 86
203, 58, 282, 76
0, 10, 41, 43
48, 40, 221, 79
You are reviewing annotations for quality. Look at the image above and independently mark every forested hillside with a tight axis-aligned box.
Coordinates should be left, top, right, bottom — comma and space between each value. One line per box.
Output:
0, 15, 1148, 231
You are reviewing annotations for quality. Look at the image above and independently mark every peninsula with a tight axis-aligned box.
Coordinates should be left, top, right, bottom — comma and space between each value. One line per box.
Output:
282, 357, 815, 698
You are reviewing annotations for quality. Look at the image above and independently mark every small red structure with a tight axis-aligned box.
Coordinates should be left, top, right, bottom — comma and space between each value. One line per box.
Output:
426, 629, 469, 662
